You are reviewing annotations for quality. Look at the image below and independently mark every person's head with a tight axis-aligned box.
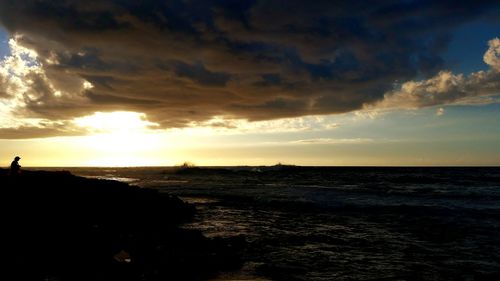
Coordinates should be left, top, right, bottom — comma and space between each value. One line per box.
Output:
14, 156, 20, 161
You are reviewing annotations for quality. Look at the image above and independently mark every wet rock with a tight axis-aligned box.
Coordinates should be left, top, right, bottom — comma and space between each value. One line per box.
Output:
0, 169, 244, 281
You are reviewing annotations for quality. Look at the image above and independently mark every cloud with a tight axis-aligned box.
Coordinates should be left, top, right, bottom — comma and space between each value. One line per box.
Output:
372, 38, 500, 110
291, 138, 373, 145
484, 37, 500, 71
0, 124, 86, 139
181, 115, 340, 134
0, 1, 499, 138
173, 61, 231, 87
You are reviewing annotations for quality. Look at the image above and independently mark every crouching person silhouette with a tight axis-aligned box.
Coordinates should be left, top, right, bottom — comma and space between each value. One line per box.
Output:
10, 156, 21, 176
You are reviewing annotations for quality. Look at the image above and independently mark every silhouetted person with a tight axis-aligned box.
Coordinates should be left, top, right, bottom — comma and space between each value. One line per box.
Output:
10, 156, 21, 175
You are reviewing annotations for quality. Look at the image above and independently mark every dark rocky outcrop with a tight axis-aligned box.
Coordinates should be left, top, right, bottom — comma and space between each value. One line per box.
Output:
0, 169, 243, 281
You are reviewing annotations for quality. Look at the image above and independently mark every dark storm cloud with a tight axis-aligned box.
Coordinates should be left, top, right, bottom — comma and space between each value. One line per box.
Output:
0, 0, 499, 133
173, 61, 231, 86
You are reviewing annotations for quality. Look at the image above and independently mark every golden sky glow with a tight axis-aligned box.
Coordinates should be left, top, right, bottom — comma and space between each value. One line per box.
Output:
1, 107, 499, 167
0, 3, 500, 167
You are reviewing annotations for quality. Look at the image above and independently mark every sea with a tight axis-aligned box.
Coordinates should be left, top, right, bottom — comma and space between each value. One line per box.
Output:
44, 166, 500, 281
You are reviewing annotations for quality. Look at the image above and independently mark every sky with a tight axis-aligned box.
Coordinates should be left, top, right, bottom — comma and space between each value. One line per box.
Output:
0, 0, 499, 167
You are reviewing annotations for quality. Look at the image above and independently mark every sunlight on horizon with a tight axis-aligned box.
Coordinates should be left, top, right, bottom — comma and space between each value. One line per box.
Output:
83, 156, 167, 167
69, 111, 167, 166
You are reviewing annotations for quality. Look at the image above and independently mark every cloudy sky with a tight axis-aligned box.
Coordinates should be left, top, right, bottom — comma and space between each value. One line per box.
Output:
0, 0, 499, 166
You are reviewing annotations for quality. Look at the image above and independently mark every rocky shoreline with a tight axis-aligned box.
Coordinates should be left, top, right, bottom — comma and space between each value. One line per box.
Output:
0, 169, 244, 281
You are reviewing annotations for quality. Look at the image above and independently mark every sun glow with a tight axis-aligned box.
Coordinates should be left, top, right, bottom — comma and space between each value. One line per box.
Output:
74, 111, 158, 133
72, 111, 164, 166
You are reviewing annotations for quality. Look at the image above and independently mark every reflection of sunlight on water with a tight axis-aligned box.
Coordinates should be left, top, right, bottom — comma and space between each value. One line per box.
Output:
182, 202, 248, 238
179, 196, 218, 204
181, 197, 272, 281
85, 175, 139, 183
62, 167, 500, 280
107, 177, 137, 183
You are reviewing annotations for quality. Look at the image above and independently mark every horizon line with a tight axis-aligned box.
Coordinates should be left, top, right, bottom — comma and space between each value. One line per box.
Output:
16, 165, 500, 169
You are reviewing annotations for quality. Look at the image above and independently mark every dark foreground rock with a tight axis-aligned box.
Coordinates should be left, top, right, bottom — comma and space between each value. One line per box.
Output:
0, 169, 244, 281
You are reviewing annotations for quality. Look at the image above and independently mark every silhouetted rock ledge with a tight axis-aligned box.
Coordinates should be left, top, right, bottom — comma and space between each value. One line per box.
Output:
0, 169, 244, 281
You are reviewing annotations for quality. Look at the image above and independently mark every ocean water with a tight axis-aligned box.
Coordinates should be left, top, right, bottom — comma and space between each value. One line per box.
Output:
53, 167, 500, 281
